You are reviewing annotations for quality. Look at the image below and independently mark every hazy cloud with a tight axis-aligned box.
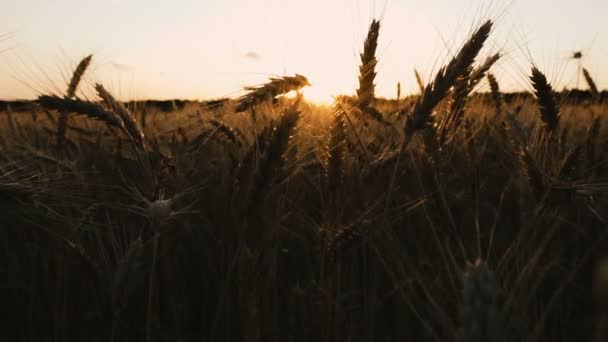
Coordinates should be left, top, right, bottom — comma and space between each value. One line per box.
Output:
109, 61, 131, 71
244, 51, 261, 60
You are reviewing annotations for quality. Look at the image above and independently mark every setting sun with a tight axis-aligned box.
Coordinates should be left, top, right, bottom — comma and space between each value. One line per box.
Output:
300, 82, 346, 104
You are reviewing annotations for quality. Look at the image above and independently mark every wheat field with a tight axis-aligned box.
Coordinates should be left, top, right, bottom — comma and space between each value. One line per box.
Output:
2, 19, 608, 342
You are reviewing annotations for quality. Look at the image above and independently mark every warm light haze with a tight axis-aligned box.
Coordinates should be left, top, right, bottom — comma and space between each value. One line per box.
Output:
1, 0, 607, 102
4, 2, 608, 341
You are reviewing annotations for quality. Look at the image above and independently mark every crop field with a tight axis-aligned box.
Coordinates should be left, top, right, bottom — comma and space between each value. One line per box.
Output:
2, 18, 608, 342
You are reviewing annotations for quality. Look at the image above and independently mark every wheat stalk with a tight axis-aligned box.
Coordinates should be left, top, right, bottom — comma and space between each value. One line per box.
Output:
530, 67, 560, 132
441, 54, 499, 141
583, 68, 600, 99
334, 96, 373, 164
326, 106, 347, 193
397, 82, 401, 100
235, 74, 310, 113
469, 53, 500, 89
95, 83, 146, 150
440, 67, 473, 143
209, 119, 240, 145
38, 95, 124, 128
362, 21, 493, 181
191, 118, 241, 151
57, 54, 93, 146
414, 69, 425, 94
235, 124, 273, 197
503, 109, 546, 199
557, 144, 583, 180
356, 19, 380, 109
402, 20, 493, 145
66, 55, 92, 98
248, 101, 301, 218
201, 98, 229, 111
487, 73, 502, 114
504, 108, 527, 143
520, 146, 546, 201
140, 108, 148, 128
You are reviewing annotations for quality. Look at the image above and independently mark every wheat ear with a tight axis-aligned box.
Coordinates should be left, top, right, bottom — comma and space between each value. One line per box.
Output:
326, 106, 347, 192
57, 54, 93, 146
468, 53, 500, 89
530, 67, 560, 132
487, 73, 502, 114
95, 83, 146, 150
248, 101, 301, 217
356, 19, 380, 108
583, 68, 600, 99
414, 69, 425, 94
38, 95, 124, 128
66, 55, 92, 98
235, 74, 310, 113
402, 20, 493, 145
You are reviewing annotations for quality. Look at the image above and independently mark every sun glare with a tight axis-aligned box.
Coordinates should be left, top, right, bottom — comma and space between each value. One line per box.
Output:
283, 80, 346, 104
300, 84, 339, 104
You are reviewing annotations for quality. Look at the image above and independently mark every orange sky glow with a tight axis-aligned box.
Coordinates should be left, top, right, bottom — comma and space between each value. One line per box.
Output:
1, 0, 607, 103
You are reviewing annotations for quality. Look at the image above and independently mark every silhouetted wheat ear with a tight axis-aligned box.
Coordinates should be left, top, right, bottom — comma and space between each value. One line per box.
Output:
530, 67, 560, 132
396, 82, 401, 100
56, 114, 69, 146
583, 68, 600, 98
504, 108, 527, 145
403, 20, 492, 140
38, 95, 124, 128
442, 53, 500, 139
487, 73, 502, 114
201, 98, 229, 111
248, 101, 301, 214
235, 124, 273, 195
341, 94, 389, 126
443, 67, 473, 138
235, 74, 310, 113
211, 119, 239, 143
57, 54, 93, 146
66, 54, 92, 98
140, 109, 148, 128
458, 259, 503, 342
520, 146, 545, 201
192, 118, 242, 148
326, 106, 347, 192
469, 53, 500, 89
95, 83, 146, 150
356, 19, 380, 108
414, 69, 425, 94
558, 144, 583, 180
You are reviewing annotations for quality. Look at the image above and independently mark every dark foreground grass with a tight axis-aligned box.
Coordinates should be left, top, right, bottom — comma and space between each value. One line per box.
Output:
0, 91, 607, 342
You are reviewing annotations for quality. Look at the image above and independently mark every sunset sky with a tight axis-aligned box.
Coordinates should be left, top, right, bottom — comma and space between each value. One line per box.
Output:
1, 0, 607, 102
